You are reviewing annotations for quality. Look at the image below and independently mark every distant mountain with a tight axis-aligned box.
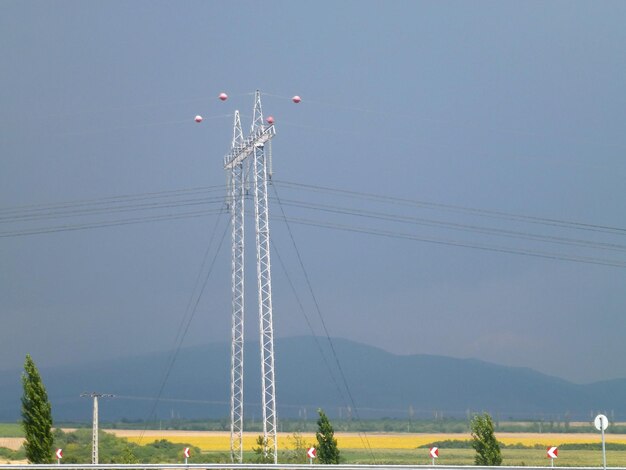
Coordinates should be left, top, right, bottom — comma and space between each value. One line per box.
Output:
0, 337, 623, 422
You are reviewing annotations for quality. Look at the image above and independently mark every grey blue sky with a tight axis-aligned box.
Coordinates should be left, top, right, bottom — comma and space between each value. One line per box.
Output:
1, 1, 625, 384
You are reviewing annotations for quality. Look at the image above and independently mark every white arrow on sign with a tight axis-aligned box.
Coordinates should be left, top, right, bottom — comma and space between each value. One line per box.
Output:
547, 447, 558, 459
307, 447, 317, 459
55, 449, 63, 459
429, 447, 439, 459
183, 447, 191, 459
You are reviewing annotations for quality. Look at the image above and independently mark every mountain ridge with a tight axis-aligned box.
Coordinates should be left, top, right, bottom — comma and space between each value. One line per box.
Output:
0, 336, 622, 422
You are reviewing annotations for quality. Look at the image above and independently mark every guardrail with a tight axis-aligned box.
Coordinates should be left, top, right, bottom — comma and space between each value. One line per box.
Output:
0, 465, 620, 470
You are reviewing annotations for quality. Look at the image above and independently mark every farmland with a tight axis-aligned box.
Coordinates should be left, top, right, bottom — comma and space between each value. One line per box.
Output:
3, 423, 626, 465
117, 430, 626, 466
116, 429, 626, 449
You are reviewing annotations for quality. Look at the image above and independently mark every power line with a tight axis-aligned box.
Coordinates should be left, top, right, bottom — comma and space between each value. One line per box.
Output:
3, 178, 624, 268
3, 202, 623, 269
271, 215, 626, 269
5, 178, 625, 236
271, 184, 377, 461
3, 178, 624, 241
273, 180, 626, 236
139, 213, 230, 444
270, 238, 349, 411
0, 184, 228, 215
0, 208, 227, 238
274, 197, 626, 253
0, 196, 226, 224
114, 394, 577, 419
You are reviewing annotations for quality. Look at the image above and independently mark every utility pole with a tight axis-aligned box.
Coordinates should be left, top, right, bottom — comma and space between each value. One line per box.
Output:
81, 392, 115, 464
223, 90, 278, 463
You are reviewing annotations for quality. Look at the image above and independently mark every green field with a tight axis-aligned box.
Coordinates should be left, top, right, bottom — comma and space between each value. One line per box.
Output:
171, 449, 607, 466
207, 448, 626, 466
2, 422, 626, 466
0, 424, 22, 438
338, 448, 625, 466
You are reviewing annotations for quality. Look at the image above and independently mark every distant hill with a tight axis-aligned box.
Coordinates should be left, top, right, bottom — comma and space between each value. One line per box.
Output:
0, 337, 623, 422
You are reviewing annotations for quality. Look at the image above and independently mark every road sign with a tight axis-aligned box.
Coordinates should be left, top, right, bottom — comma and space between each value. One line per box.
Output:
429, 447, 439, 459
547, 447, 558, 459
307, 447, 317, 459
595, 414, 609, 470
595, 414, 609, 431
55, 449, 63, 460
183, 447, 191, 459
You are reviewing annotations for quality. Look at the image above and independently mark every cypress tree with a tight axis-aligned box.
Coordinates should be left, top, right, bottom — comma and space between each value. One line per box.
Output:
21, 354, 54, 463
316, 408, 340, 464
470, 412, 502, 466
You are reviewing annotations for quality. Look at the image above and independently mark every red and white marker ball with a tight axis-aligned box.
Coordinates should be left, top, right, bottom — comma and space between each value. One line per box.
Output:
194, 115, 203, 123
292, 95, 301, 103
266, 116, 275, 124
218, 92, 228, 101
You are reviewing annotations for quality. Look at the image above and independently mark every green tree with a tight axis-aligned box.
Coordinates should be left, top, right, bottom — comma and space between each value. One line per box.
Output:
316, 408, 340, 464
52, 428, 204, 464
21, 354, 54, 463
470, 413, 502, 466
252, 435, 274, 463
282, 431, 313, 463
119, 444, 139, 464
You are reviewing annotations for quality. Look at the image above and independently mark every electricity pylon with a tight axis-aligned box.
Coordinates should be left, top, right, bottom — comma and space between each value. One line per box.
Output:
223, 90, 277, 463
80, 392, 115, 464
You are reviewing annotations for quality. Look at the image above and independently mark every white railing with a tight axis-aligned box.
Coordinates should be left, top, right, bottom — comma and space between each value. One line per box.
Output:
0, 465, 618, 470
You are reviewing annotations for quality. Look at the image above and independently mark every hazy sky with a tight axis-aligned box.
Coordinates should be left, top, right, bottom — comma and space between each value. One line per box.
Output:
1, 1, 625, 385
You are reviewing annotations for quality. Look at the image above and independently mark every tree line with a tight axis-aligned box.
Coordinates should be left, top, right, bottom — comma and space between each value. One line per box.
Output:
18, 354, 501, 465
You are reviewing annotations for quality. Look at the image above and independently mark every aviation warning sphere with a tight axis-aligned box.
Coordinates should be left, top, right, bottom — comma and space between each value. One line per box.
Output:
194, 115, 203, 123
292, 95, 301, 103
266, 116, 275, 124
219, 92, 228, 101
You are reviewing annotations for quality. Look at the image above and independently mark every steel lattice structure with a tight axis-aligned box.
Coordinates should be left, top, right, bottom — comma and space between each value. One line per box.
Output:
223, 91, 277, 463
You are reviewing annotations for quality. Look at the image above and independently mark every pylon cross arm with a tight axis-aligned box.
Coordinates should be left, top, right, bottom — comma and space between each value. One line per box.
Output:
224, 125, 275, 169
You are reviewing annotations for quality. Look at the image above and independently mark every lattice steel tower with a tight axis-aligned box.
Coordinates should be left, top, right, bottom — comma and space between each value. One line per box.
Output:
223, 90, 277, 463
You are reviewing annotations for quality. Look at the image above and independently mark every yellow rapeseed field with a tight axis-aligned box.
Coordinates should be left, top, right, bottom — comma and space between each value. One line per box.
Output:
118, 431, 626, 452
